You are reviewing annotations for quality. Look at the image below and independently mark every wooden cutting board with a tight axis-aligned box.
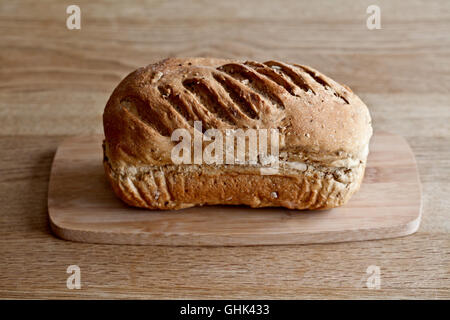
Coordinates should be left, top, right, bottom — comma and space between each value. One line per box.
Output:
48, 132, 422, 246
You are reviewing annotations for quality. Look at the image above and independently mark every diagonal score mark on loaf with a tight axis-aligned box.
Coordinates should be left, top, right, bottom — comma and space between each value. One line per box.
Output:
261, 61, 316, 96
211, 72, 261, 120
182, 77, 238, 129
216, 63, 286, 110
208, 74, 262, 122
156, 84, 223, 132
121, 96, 173, 137
158, 85, 195, 125
293, 64, 350, 104
243, 61, 307, 97
166, 84, 232, 132
181, 74, 259, 124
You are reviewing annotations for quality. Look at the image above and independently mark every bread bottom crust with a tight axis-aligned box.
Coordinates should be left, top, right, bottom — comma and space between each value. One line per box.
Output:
104, 160, 366, 210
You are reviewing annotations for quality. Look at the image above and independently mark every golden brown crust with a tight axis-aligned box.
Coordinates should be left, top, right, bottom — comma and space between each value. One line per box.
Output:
103, 156, 366, 210
103, 57, 372, 210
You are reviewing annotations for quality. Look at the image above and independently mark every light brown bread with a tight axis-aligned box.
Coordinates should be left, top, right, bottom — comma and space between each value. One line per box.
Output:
103, 57, 372, 210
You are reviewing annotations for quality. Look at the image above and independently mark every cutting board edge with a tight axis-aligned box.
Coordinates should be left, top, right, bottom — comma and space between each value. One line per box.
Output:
48, 206, 422, 246
47, 131, 423, 246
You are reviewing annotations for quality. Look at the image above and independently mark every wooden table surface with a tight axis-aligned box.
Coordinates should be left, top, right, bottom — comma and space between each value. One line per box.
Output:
0, 0, 449, 299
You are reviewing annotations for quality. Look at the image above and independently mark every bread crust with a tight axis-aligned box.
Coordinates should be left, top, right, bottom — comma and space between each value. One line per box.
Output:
103, 58, 372, 210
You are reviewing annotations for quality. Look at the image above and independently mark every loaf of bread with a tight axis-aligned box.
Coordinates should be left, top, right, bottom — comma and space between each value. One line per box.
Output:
103, 58, 372, 210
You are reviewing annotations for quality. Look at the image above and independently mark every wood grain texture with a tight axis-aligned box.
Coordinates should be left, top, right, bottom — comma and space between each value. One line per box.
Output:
0, 0, 449, 298
48, 133, 421, 246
